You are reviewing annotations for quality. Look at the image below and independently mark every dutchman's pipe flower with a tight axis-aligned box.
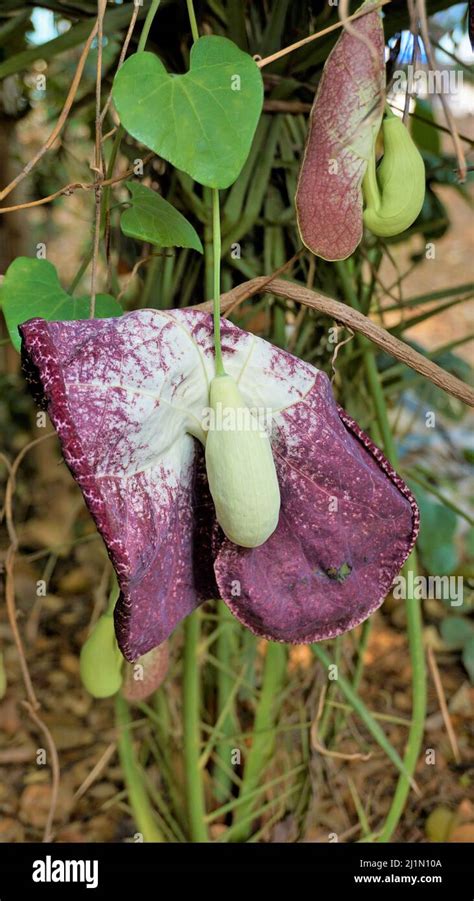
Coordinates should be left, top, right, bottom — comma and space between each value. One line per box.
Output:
20, 310, 418, 662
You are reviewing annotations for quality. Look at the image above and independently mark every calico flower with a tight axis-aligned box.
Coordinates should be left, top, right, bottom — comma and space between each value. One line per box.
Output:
20, 310, 418, 661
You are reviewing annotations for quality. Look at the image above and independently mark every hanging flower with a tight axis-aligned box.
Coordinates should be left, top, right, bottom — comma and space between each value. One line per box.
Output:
296, 1, 385, 260
20, 310, 418, 661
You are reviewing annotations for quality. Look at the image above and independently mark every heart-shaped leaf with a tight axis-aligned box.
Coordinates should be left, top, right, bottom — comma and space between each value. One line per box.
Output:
0, 257, 121, 352
121, 181, 203, 251
112, 35, 264, 189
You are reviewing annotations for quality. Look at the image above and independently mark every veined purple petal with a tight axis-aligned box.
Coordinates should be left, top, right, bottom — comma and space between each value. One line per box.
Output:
20, 313, 218, 661
295, 2, 385, 260
214, 372, 418, 643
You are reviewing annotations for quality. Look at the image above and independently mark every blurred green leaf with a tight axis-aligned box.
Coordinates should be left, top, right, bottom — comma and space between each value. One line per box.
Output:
411, 99, 441, 156
422, 150, 474, 188
412, 485, 460, 575
440, 616, 474, 649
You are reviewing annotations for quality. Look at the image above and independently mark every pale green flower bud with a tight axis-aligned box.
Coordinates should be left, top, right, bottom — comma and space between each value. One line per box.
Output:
79, 613, 123, 698
363, 111, 425, 237
205, 374, 280, 548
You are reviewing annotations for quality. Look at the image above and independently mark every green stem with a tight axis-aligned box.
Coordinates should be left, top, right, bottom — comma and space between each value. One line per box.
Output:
311, 644, 413, 785
203, 188, 214, 300
318, 635, 342, 743
378, 551, 425, 841
138, 0, 162, 52
352, 618, 372, 693
183, 613, 209, 842
212, 187, 225, 376
333, 619, 373, 737
213, 601, 237, 801
142, 253, 161, 308
68, 245, 93, 293
335, 259, 426, 842
115, 693, 163, 842
101, 0, 162, 232
231, 642, 287, 842
186, 0, 200, 43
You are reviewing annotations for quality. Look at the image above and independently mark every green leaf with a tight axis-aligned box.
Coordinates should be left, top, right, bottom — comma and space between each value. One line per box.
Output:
112, 35, 264, 189
121, 182, 203, 252
411, 485, 460, 575
0, 257, 121, 352
440, 616, 474, 650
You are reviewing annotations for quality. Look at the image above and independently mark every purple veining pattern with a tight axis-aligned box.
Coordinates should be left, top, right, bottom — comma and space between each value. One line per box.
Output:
215, 374, 419, 643
295, 2, 385, 261
20, 309, 418, 660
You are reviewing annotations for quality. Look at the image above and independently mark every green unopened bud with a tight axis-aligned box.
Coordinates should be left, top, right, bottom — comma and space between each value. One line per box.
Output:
80, 614, 123, 698
363, 110, 425, 237
0, 652, 6, 700
205, 374, 280, 548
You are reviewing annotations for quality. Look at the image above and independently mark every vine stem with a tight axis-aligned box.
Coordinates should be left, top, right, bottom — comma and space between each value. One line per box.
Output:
183, 0, 214, 842
377, 551, 425, 840
336, 259, 426, 843
256, 0, 391, 69
212, 187, 225, 376
89, 0, 107, 318
138, 0, 162, 52
231, 642, 287, 842
100, 0, 162, 242
214, 601, 236, 802
183, 613, 209, 842
200, 276, 474, 406
115, 694, 163, 842
186, 0, 200, 43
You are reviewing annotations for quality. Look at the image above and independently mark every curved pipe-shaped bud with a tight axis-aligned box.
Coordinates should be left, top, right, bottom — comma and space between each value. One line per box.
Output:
363, 110, 426, 237
80, 613, 124, 698
205, 374, 280, 548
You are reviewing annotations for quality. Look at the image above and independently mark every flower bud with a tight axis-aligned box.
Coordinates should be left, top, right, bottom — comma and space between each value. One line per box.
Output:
80, 613, 123, 698
122, 642, 169, 702
205, 374, 280, 548
363, 111, 425, 237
